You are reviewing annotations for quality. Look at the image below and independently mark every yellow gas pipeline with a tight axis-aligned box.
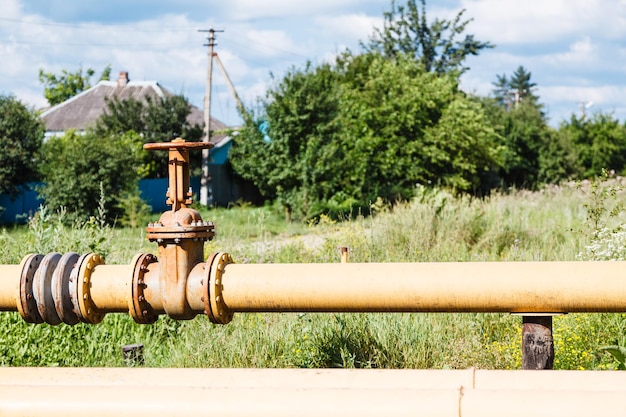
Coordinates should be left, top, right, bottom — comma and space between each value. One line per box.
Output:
0, 139, 625, 326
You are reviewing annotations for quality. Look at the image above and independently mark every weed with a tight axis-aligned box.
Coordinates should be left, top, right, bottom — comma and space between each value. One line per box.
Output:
578, 169, 624, 236
599, 344, 626, 370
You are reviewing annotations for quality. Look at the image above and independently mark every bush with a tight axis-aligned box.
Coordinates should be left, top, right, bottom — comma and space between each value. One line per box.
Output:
0, 95, 44, 196
38, 130, 143, 223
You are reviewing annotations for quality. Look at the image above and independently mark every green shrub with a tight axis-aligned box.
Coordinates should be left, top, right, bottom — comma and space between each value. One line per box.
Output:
0, 95, 44, 196
38, 130, 143, 223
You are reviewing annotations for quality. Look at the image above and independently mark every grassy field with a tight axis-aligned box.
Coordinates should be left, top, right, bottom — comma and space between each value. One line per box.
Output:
1, 182, 626, 370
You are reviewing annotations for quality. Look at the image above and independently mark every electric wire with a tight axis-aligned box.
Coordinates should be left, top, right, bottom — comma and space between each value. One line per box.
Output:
0, 16, 308, 58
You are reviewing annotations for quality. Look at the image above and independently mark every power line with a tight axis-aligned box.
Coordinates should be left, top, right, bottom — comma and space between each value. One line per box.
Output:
1, 16, 309, 58
0, 16, 193, 32
2, 38, 176, 47
226, 36, 308, 58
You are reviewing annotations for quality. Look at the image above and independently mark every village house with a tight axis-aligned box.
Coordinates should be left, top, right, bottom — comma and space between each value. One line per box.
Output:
38, 71, 258, 210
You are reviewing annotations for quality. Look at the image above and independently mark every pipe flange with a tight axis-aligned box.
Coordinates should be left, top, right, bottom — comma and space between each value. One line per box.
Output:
146, 221, 215, 243
33, 252, 62, 325
202, 252, 218, 323
17, 254, 43, 323
52, 252, 80, 325
129, 253, 159, 324
205, 252, 233, 324
75, 253, 105, 324
69, 253, 89, 322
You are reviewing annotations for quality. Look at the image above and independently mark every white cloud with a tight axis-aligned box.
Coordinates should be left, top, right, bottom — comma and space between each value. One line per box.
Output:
244, 29, 300, 58
571, 36, 593, 54
542, 85, 626, 106
541, 36, 598, 67
460, 0, 626, 45
314, 13, 381, 43
240, 80, 271, 107
221, 0, 366, 20
540, 84, 626, 124
0, 0, 21, 18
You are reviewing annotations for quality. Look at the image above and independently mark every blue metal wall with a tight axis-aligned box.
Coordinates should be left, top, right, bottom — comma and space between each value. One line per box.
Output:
0, 169, 253, 224
0, 183, 43, 224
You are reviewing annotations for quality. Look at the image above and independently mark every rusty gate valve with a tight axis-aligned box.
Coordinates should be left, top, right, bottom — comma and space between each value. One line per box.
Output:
144, 138, 215, 243
143, 138, 215, 320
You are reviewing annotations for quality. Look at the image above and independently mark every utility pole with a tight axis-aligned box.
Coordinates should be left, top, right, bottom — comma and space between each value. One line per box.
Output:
580, 101, 594, 120
198, 28, 223, 207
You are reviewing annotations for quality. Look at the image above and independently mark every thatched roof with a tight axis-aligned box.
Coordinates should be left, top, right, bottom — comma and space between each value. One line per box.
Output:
40, 71, 228, 144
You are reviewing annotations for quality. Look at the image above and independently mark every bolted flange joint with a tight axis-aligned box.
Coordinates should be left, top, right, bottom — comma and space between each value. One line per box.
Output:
146, 218, 215, 244
203, 252, 234, 324
129, 253, 159, 324
16, 252, 106, 325
74, 253, 106, 324
17, 254, 44, 324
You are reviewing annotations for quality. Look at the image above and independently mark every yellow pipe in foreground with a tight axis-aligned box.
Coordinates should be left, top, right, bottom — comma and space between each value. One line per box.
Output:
0, 368, 625, 417
221, 261, 626, 313
0, 265, 19, 311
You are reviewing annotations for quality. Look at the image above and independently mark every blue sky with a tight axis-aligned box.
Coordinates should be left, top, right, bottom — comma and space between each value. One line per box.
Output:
1, 0, 625, 127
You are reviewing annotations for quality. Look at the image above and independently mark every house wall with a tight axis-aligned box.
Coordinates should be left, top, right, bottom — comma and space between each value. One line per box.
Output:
0, 184, 43, 224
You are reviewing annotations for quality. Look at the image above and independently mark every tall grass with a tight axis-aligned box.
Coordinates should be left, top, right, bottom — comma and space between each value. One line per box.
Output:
1, 182, 625, 369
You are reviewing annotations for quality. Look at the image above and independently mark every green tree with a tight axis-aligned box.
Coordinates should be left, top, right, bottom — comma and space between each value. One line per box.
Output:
498, 101, 550, 188
363, 0, 493, 73
230, 62, 342, 219
95, 95, 203, 178
509, 66, 538, 105
38, 130, 143, 222
99, 65, 112, 82
492, 66, 539, 110
491, 74, 510, 108
339, 54, 501, 198
231, 53, 503, 219
559, 113, 626, 178
422, 97, 503, 192
0, 95, 44, 196
485, 67, 555, 188
538, 127, 578, 184
39, 65, 111, 106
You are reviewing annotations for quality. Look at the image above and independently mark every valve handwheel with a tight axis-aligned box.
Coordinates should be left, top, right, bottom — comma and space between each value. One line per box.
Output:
143, 139, 213, 151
